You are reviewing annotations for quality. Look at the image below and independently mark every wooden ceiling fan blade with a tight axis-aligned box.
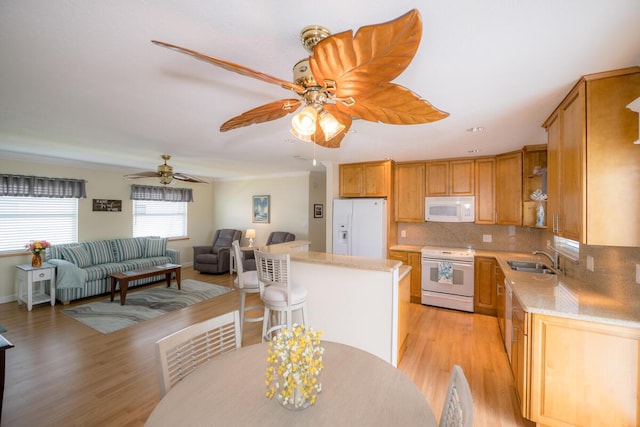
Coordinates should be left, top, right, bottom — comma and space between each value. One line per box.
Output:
336, 83, 448, 124
124, 171, 161, 179
172, 173, 208, 183
152, 40, 306, 95
220, 99, 302, 132
310, 9, 422, 95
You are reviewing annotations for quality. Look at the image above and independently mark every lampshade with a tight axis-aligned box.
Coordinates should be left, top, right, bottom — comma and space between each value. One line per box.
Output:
318, 110, 346, 140
246, 229, 256, 239
291, 105, 318, 140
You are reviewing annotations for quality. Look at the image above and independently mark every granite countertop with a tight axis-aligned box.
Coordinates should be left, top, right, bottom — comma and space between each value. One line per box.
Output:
389, 245, 640, 329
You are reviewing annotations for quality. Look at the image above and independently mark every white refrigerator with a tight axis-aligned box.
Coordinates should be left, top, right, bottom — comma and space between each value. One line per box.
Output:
332, 198, 387, 258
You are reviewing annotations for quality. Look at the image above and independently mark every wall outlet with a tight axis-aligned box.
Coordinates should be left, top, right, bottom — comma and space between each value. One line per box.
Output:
400, 230, 406, 238
637, 264, 640, 285
482, 234, 492, 243
586, 256, 594, 272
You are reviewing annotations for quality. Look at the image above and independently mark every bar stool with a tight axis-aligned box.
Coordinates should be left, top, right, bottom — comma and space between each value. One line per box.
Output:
254, 249, 308, 342
231, 240, 263, 337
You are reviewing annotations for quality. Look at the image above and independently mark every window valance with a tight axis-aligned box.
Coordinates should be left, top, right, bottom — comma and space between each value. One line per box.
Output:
0, 174, 87, 198
130, 184, 194, 202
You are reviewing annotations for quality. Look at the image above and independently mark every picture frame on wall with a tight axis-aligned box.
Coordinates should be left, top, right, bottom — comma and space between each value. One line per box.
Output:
252, 195, 270, 223
314, 203, 324, 218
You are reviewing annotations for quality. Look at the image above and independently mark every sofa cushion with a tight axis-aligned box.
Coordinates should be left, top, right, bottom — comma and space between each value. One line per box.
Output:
145, 237, 167, 257
113, 237, 146, 261
61, 246, 91, 268
85, 240, 116, 264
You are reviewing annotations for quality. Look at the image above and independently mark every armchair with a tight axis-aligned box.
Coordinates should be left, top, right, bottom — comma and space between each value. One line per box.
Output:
243, 231, 296, 271
193, 229, 242, 274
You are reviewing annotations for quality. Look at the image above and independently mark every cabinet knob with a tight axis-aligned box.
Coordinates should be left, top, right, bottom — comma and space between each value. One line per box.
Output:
38, 272, 45, 278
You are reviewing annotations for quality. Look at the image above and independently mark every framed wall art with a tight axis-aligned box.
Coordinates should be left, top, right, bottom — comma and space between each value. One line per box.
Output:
92, 199, 122, 212
252, 195, 270, 223
314, 203, 324, 218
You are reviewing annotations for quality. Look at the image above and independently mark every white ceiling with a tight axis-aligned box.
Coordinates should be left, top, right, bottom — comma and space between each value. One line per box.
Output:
1, 1, 639, 180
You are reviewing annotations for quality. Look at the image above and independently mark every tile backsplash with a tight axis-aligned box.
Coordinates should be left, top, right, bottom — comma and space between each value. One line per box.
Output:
397, 222, 640, 299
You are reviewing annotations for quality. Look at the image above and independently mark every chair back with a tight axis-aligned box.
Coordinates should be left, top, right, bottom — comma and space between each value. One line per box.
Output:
155, 310, 241, 396
265, 231, 296, 246
232, 240, 252, 289
439, 365, 474, 427
212, 229, 242, 250
255, 250, 291, 299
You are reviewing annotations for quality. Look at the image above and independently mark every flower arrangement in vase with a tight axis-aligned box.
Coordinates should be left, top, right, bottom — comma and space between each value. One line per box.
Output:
265, 324, 324, 410
25, 240, 51, 267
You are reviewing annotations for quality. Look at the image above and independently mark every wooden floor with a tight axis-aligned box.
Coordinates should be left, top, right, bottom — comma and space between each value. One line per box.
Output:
0, 267, 533, 426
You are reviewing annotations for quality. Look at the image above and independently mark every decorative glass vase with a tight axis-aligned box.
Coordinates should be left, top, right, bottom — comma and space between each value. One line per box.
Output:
276, 380, 316, 410
31, 253, 42, 267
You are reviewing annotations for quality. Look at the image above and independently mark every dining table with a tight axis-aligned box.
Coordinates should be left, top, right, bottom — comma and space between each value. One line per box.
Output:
145, 340, 438, 426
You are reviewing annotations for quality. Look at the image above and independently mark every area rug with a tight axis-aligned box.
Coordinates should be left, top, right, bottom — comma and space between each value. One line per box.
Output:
62, 279, 233, 334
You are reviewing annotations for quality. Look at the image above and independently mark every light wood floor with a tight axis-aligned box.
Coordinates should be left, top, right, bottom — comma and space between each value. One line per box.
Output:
0, 267, 533, 426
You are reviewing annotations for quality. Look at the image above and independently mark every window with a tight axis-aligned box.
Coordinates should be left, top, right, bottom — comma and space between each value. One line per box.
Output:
133, 200, 187, 238
553, 235, 580, 261
0, 196, 78, 253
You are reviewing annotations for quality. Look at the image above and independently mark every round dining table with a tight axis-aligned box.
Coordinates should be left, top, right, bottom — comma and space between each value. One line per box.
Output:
145, 340, 438, 426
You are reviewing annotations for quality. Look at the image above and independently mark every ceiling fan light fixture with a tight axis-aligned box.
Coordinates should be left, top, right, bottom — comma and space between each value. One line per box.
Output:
160, 175, 174, 185
291, 105, 318, 138
318, 110, 345, 140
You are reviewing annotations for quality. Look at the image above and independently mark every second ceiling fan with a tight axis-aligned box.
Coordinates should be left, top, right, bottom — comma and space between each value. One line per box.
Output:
152, 8, 448, 148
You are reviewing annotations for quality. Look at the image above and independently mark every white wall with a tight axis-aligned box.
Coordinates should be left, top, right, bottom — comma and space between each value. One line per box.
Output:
0, 157, 317, 302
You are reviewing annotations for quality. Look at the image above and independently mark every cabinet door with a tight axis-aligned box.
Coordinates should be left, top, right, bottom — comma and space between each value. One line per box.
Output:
395, 162, 425, 222
474, 157, 496, 224
530, 314, 640, 426
473, 257, 497, 316
407, 252, 422, 303
546, 114, 561, 233
496, 151, 523, 225
362, 162, 389, 197
511, 296, 529, 418
449, 159, 474, 195
425, 161, 448, 196
496, 267, 506, 340
339, 164, 363, 197
558, 86, 584, 241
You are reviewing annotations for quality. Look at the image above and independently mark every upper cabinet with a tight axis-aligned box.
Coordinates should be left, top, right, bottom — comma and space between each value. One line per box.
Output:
495, 151, 523, 225
474, 157, 496, 224
339, 160, 393, 198
425, 159, 474, 196
542, 67, 640, 246
394, 162, 425, 222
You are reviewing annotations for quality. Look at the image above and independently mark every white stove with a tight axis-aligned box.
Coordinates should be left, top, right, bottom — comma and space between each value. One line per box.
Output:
420, 246, 476, 312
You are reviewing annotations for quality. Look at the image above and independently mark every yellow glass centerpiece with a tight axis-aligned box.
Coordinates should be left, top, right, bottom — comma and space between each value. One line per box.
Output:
265, 324, 324, 410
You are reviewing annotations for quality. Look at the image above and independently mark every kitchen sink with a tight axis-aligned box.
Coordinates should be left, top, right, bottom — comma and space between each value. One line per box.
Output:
507, 260, 556, 275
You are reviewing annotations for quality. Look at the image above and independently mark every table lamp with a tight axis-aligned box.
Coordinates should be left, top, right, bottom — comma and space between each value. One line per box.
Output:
246, 229, 256, 248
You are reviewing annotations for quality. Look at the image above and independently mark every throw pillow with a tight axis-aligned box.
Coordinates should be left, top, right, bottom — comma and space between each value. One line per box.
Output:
61, 246, 91, 268
146, 238, 167, 257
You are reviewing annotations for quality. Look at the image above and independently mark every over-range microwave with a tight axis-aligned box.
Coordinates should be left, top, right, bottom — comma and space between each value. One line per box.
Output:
425, 196, 475, 222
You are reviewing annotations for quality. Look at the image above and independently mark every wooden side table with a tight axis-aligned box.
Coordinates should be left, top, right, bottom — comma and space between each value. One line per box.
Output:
15, 263, 56, 311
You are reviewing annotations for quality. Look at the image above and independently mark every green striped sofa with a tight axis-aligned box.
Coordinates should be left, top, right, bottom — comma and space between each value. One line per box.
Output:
46, 237, 180, 304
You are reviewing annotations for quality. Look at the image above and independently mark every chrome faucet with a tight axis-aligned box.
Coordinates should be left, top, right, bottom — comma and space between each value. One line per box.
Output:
532, 250, 559, 270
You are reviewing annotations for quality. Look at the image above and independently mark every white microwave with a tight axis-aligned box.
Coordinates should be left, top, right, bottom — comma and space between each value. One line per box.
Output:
425, 196, 475, 222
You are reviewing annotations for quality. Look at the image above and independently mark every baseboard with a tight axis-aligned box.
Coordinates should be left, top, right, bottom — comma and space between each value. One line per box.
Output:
0, 295, 17, 304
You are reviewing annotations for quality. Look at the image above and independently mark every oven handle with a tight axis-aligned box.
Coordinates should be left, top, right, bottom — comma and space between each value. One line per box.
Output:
421, 258, 473, 268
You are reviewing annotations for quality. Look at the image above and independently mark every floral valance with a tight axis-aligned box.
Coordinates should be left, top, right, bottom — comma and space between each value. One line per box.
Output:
130, 184, 194, 202
0, 174, 86, 198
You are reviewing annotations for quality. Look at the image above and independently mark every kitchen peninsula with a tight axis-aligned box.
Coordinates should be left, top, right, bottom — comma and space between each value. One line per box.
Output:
258, 241, 410, 366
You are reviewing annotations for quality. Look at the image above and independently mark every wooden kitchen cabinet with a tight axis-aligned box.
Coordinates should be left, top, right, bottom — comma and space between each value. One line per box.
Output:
543, 67, 640, 246
474, 157, 496, 224
425, 159, 474, 196
495, 151, 523, 225
394, 162, 425, 222
511, 294, 529, 418
473, 256, 498, 316
529, 313, 640, 426
496, 266, 506, 340
521, 144, 547, 228
388, 250, 422, 303
339, 160, 393, 198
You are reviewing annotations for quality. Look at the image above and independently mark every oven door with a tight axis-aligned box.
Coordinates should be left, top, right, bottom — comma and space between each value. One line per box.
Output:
421, 258, 474, 297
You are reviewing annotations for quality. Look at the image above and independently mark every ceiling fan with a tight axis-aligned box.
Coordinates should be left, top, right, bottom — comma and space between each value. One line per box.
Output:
124, 155, 207, 185
151, 8, 448, 148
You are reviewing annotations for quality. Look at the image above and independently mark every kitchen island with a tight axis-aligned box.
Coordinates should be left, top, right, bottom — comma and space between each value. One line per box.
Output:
259, 241, 410, 366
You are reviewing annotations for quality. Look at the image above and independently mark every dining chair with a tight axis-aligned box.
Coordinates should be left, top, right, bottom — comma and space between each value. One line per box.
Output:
439, 365, 474, 427
231, 240, 264, 335
254, 250, 308, 342
155, 310, 241, 396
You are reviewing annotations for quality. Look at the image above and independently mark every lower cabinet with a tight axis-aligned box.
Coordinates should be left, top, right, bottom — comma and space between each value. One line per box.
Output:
389, 250, 422, 303
511, 295, 529, 418
473, 256, 498, 316
523, 313, 640, 426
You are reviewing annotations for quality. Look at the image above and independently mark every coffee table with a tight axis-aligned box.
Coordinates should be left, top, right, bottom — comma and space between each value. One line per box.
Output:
110, 263, 181, 305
